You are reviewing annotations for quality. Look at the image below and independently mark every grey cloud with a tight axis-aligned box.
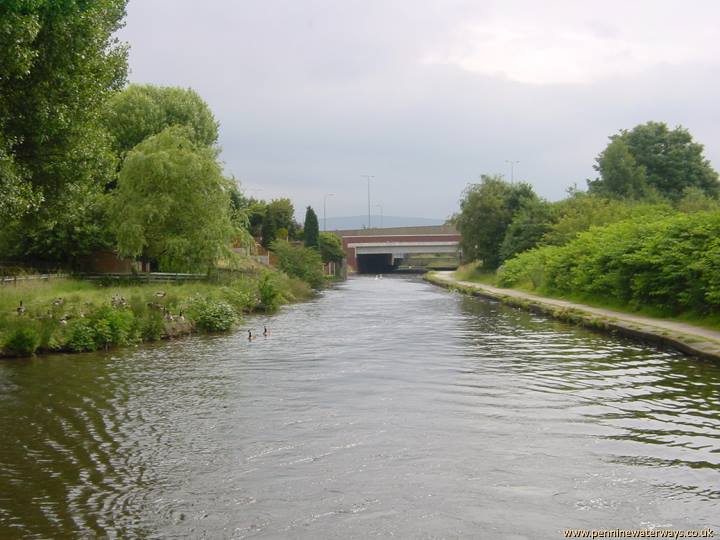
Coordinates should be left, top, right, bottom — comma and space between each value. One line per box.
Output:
119, 0, 720, 220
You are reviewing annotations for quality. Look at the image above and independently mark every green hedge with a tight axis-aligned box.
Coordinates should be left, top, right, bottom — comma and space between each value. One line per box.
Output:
498, 211, 720, 315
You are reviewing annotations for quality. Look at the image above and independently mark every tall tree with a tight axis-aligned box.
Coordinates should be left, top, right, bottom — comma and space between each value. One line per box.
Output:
318, 232, 345, 263
261, 208, 277, 248
588, 138, 648, 199
103, 84, 219, 156
590, 122, 719, 199
267, 198, 297, 239
455, 175, 538, 269
303, 206, 319, 248
109, 126, 234, 271
499, 199, 554, 262
0, 0, 128, 258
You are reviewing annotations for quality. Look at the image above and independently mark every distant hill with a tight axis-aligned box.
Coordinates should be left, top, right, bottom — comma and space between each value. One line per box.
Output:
323, 215, 446, 231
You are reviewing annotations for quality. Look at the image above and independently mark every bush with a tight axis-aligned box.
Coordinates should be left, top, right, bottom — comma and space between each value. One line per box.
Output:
258, 273, 280, 312
499, 210, 720, 315
455, 175, 540, 269
270, 240, 324, 289
189, 297, 236, 332
91, 306, 137, 347
67, 319, 97, 352
220, 279, 257, 313
4, 325, 40, 357
93, 318, 114, 349
319, 232, 345, 263
542, 194, 670, 247
38, 319, 62, 351
140, 313, 165, 341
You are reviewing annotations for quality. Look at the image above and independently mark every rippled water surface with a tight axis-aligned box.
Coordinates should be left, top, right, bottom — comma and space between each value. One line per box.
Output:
1, 276, 719, 538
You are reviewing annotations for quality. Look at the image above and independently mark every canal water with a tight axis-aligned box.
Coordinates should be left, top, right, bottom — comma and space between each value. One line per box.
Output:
1, 276, 719, 539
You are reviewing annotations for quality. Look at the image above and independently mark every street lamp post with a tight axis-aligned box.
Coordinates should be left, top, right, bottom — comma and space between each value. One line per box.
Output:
323, 193, 334, 232
375, 204, 383, 228
361, 175, 374, 228
505, 160, 520, 182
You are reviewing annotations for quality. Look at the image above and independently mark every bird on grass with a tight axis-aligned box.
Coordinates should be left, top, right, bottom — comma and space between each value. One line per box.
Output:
16, 301, 25, 316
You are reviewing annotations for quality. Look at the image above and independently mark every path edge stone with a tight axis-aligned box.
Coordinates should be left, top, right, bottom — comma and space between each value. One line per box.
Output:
424, 271, 720, 363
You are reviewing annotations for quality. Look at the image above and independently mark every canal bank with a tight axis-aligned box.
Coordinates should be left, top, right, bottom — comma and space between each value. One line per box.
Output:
0, 270, 316, 358
426, 270, 720, 362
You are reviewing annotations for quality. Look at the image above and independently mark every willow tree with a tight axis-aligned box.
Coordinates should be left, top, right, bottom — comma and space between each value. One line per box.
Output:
110, 126, 234, 271
103, 84, 219, 157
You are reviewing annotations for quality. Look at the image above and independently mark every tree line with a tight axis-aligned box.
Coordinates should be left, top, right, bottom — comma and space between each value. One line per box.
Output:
455, 121, 720, 316
0, 1, 342, 283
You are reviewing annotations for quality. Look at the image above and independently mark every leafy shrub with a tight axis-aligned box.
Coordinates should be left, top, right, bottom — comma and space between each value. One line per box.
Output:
129, 295, 147, 317
140, 313, 165, 341
542, 194, 670, 247
258, 273, 280, 312
318, 232, 344, 263
189, 297, 236, 332
499, 200, 554, 262
91, 306, 137, 347
93, 318, 114, 349
220, 281, 257, 313
67, 319, 97, 352
455, 175, 540, 269
499, 211, 720, 315
4, 325, 40, 356
270, 240, 324, 289
38, 319, 62, 351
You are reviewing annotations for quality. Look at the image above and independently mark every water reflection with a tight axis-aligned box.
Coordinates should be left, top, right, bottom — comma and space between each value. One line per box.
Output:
0, 276, 719, 538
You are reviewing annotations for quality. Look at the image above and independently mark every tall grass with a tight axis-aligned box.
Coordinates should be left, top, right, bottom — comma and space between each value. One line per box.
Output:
0, 270, 313, 357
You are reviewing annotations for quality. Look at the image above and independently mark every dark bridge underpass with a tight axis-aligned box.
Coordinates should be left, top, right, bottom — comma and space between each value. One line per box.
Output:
356, 254, 400, 274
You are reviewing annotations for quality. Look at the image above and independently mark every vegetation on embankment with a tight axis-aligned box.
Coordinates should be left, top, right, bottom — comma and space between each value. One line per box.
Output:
497, 211, 720, 325
0, 269, 312, 358
452, 121, 720, 332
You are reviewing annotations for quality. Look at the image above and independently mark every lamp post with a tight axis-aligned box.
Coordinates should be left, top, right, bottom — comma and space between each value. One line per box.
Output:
375, 204, 383, 228
323, 193, 334, 231
361, 175, 374, 228
505, 160, 519, 182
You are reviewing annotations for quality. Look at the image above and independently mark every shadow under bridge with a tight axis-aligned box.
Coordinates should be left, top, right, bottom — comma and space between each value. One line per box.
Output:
354, 242, 460, 274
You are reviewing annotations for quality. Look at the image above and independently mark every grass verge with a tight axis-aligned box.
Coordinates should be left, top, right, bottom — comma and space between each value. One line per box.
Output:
0, 268, 313, 358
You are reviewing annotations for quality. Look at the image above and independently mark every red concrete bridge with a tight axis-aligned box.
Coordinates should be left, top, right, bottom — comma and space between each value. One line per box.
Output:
333, 225, 461, 273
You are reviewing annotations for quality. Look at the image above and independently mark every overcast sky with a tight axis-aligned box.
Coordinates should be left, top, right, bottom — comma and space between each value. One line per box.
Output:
118, 0, 720, 220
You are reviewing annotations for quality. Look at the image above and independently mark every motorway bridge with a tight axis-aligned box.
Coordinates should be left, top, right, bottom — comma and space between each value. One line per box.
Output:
334, 225, 461, 273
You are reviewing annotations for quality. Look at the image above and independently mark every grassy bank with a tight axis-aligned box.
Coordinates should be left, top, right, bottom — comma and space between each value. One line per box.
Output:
0, 268, 313, 358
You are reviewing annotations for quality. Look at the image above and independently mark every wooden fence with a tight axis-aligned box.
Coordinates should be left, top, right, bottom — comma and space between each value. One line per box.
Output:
0, 273, 69, 285
79, 272, 207, 283
0, 272, 208, 285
